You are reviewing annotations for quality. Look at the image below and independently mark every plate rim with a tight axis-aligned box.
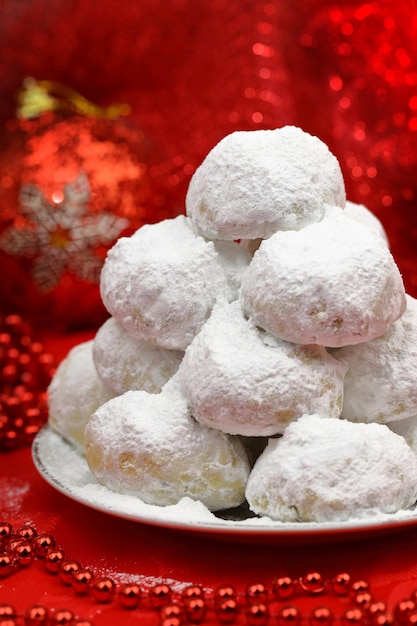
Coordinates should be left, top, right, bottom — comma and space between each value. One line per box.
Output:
32, 424, 417, 539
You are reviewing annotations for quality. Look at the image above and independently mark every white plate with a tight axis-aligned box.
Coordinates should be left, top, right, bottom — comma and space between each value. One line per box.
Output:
32, 425, 417, 543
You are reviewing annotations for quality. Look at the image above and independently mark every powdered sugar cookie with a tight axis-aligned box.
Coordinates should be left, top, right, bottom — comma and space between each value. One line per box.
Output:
344, 200, 388, 246
178, 301, 346, 436
240, 207, 406, 347
93, 317, 183, 395
334, 294, 417, 423
389, 415, 417, 455
212, 240, 252, 301
48, 341, 115, 452
186, 126, 346, 240
246, 415, 417, 522
100, 215, 228, 350
84, 378, 250, 510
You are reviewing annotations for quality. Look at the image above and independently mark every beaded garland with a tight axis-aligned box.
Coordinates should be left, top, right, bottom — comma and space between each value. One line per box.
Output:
2, 521, 417, 625
0, 314, 55, 451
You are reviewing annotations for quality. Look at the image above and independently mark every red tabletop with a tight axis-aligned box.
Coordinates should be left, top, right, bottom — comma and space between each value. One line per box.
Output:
1, 334, 417, 626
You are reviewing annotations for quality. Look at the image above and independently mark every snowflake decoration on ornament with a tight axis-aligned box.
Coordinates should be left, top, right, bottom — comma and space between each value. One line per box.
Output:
0, 173, 129, 292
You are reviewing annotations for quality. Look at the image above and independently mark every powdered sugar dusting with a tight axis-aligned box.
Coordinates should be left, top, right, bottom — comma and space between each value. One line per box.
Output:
240, 206, 406, 347
246, 415, 417, 523
186, 126, 346, 240
100, 215, 229, 350
33, 426, 417, 537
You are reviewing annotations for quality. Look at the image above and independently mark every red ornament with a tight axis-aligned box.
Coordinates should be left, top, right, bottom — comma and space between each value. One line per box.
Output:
0, 80, 178, 332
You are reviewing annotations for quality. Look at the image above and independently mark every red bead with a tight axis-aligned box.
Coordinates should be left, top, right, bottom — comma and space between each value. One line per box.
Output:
73, 622, 94, 626
215, 585, 237, 605
351, 580, 370, 595
216, 598, 238, 624
354, 592, 373, 611
160, 605, 183, 620
72, 569, 94, 595
395, 600, 417, 623
407, 614, 417, 626
91, 577, 116, 603
332, 572, 352, 596
13, 540, 33, 566
25, 605, 49, 625
0, 553, 13, 577
246, 603, 269, 626
5, 315, 25, 335
23, 423, 41, 443
0, 619, 17, 626
16, 525, 37, 542
246, 583, 268, 604
185, 598, 206, 623
311, 606, 334, 626
118, 583, 142, 609
2, 365, 18, 386
273, 575, 295, 599
32, 534, 55, 558
277, 606, 301, 626
7, 537, 22, 553
182, 585, 204, 603
300, 571, 325, 594
372, 614, 394, 626
0, 428, 19, 450
0, 606, 15, 619
59, 560, 80, 585
160, 619, 182, 626
45, 548, 65, 573
0, 523, 13, 540
342, 608, 364, 625
50, 609, 74, 625
149, 584, 172, 607
369, 602, 387, 618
